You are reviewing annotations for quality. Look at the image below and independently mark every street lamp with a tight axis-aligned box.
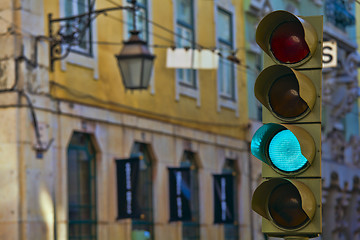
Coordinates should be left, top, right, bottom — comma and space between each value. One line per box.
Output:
115, 31, 155, 89
48, 0, 155, 90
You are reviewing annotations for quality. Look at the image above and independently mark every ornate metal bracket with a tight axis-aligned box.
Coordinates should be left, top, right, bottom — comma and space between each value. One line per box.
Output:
48, 5, 136, 71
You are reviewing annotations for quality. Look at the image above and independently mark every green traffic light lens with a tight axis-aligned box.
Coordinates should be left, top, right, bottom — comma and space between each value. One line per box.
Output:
268, 129, 308, 173
268, 182, 310, 229
269, 73, 309, 119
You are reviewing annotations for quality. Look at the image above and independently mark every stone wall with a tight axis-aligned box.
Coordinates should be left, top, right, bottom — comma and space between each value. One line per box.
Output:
0, 90, 252, 240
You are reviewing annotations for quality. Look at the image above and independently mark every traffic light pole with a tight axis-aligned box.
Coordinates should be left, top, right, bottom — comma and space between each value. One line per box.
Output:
284, 237, 309, 240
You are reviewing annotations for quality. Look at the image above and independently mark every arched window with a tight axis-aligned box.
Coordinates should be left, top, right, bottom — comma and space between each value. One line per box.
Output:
181, 151, 200, 240
131, 142, 154, 239
67, 132, 97, 240
222, 159, 239, 240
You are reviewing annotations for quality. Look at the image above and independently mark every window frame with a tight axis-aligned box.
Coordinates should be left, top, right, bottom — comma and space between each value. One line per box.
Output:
130, 142, 154, 239
215, 4, 239, 115
67, 132, 97, 240
222, 159, 240, 240
60, 0, 99, 79
217, 8, 235, 99
64, 0, 93, 56
180, 151, 200, 240
126, 0, 150, 42
173, 0, 200, 106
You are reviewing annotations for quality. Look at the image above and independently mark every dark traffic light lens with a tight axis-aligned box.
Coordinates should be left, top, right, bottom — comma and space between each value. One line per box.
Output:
268, 74, 308, 119
268, 182, 309, 229
270, 21, 310, 64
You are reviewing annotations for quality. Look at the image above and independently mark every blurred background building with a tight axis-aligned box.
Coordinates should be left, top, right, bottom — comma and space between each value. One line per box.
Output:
246, 0, 360, 240
0, 0, 359, 239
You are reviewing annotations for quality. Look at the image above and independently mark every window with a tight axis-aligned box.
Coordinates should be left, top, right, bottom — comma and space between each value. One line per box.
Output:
216, 5, 238, 114
181, 151, 200, 240
61, 0, 99, 78
217, 8, 235, 99
176, 0, 196, 88
67, 132, 97, 240
222, 159, 239, 240
126, 0, 149, 42
64, 0, 93, 55
131, 143, 154, 239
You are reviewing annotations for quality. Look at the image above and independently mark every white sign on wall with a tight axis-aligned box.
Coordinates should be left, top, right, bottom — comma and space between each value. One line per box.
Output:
323, 40, 337, 68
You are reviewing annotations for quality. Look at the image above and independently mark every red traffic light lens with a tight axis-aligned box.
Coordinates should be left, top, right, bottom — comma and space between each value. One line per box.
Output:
270, 21, 310, 64
268, 182, 309, 229
268, 73, 309, 119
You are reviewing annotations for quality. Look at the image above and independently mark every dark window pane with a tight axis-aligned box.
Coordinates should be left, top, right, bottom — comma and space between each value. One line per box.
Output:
63, 0, 92, 54
217, 8, 235, 99
222, 159, 239, 240
68, 132, 97, 240
217, 9, 232, 43
131, 143, 154, 239
181, 151, 200, 240
224, 223, 239, 240
176, 0, 196, 88
127, 1, 148, 42
176, 0, 192, 25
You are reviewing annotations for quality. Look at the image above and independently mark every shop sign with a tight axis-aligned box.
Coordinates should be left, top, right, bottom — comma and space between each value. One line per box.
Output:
116, 157, 141, 219
213, 174, 234, 224
168, 167, 192, 221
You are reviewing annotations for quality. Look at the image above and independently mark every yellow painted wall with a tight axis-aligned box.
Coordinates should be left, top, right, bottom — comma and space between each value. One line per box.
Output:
44, 0, 248, 140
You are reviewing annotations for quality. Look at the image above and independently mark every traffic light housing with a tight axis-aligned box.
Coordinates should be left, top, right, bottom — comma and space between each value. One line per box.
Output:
254, 65, 321, 123
251, 10, 323, 239
252, 178, 322, 236
256, 10, 322, 69
251, 123, 321, 178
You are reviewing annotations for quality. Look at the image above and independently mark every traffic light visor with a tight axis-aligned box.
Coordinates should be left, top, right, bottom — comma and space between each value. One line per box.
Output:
252, 178, 316, 230
251, 123, 315, 175
255, 65, 316, 122
256, 10, 318, 66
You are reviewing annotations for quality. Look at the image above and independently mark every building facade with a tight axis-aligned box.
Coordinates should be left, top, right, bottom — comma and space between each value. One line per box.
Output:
0, 0, 252, 240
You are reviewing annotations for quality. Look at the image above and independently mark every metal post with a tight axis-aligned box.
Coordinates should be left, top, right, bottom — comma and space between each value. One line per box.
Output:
131, 0, 137, 31
284, 237, 310, 240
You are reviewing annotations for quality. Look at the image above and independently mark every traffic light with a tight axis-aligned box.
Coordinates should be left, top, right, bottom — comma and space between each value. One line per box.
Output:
250, 10, 323, 239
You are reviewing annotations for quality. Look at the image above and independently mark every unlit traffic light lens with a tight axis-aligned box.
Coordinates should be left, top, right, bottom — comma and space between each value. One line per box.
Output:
270, 21, 310, 64
269, 74, 308, 119
268, 182, 309, 229
268, 129, 308, 173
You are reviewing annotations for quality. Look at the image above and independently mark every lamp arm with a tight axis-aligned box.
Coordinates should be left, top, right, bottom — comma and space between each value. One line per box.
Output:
48, 3, 137, 70
49, 6, 134, 23
49, 10, 100, 66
